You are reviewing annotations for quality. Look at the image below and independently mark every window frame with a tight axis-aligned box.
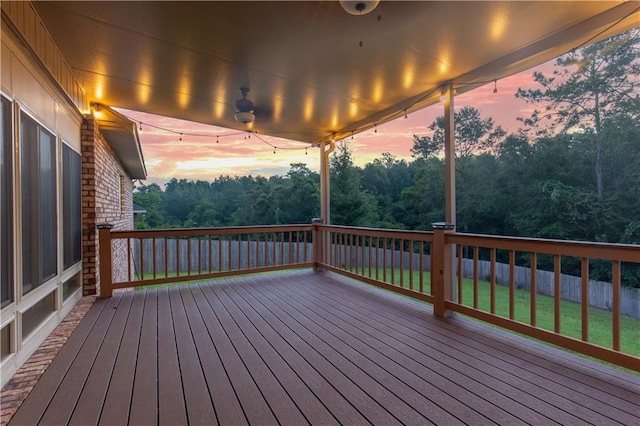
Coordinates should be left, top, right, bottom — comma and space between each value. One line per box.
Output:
19, 108, 58, 296
62, 142, 82, 270
1, 95, 14, 309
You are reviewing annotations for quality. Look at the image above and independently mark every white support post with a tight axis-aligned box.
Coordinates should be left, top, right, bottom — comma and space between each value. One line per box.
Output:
443, 82, 458, 305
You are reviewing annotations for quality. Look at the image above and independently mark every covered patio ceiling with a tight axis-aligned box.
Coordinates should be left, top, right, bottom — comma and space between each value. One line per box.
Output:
33, 1, 639, 144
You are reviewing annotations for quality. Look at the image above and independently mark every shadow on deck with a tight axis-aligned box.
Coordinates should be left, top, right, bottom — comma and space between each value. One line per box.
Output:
9, 270, 639, 425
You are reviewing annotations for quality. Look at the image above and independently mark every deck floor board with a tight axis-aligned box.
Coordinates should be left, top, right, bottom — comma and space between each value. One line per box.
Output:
301, 275, 632, 424
9, 270, 640, 426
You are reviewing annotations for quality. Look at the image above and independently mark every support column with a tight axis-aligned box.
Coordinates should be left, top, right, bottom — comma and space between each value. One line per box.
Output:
431, 222, 455, 317
97, 223, 113, 298
443, 82, 458, 304
443, 82, 456, 225
319, 138, 335, 225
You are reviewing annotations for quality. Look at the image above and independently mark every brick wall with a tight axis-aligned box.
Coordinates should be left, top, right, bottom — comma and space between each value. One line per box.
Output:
81, 116, 134, 295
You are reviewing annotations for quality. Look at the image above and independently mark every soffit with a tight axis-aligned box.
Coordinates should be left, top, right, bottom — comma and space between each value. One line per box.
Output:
33, 1, 639, 144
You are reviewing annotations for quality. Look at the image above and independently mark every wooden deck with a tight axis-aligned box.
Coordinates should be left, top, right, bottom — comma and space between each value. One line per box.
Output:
9, 270, 639, 425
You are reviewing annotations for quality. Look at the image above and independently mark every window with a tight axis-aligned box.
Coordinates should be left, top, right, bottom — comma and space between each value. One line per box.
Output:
63, 144, 81, 269
21, 291, 55, 340
1, 97, 13, 308
1, 323, 12, 361
62, 273, 80, 301
21, 112, 57, 295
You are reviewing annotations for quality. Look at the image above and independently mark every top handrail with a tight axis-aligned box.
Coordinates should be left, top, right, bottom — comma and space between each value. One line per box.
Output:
448, 233, 639, 262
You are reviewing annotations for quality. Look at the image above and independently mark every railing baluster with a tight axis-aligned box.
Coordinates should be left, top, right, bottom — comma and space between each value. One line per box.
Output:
139, 237, 144, 281
399, 239, 404, 288
530, 252, 537, 327
197, 235, 202, 275
612, 260, 621, 351
353, 233, 357, 272
163, 237, 169, 278
208, 235, 213, 273
187, 235, 192, 276
127, 238, 132, 282
228, 234, 233, 271
509, 250, 515, 320
409, 240, 414, 291
490, 248, 496, 314
554, 254, 561, 334
473, 246, 478, 309
383, 237, 387, 283
391, 238, 396, 285
218, 235, 223, 272
280, 232, 285, 266
239, 233, 243, 270
457, 244, 463, 303
375, 237, 380, 281
581, 257, 589, 342
176, 237, 180, 277
368, 236, 373, 278
419, 241, 424, 293
152, 237, 157, 280
263, 233, 268, 267
247, 233, 252, 269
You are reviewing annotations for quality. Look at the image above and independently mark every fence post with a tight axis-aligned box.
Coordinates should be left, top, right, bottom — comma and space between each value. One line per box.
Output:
431, 222, 455, 317
97, 223, 114, 298
312, 218, 323, 271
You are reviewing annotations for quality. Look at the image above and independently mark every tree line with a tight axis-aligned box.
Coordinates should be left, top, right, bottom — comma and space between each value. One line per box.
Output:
134, 30, 639, 286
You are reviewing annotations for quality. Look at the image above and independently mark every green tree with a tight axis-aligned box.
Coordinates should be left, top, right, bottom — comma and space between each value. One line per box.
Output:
133, 183, 165, 228
516, 29, 640, 196
412, 106, 506, 166
330, 142, 377, 226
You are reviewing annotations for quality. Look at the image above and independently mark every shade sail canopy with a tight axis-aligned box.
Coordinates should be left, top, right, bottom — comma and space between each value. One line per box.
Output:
33, 1, 638, 144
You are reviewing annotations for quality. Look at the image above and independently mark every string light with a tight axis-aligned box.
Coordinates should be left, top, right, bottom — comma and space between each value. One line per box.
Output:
179, 133, 183, 141
493, 79, 498, 94
351, 131, 355, 140
273, 147, 277, 154
404, 110, 408, 119
139, 123, 143, 131
374, 123, 377, 133
305, 147, 308, 155
216, 135, 219, 143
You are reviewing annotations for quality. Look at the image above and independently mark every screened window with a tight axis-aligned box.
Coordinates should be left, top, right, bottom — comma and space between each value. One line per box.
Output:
1, 96, 13, 308
21, 291, 55, 340
21, 112, 57, 295
63, 144, 81, 269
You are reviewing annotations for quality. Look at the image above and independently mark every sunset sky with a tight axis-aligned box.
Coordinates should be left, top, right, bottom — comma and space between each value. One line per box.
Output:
118, 61, 555, 188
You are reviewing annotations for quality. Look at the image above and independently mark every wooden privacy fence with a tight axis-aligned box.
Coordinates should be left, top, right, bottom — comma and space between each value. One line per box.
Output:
98, 223, 640, 371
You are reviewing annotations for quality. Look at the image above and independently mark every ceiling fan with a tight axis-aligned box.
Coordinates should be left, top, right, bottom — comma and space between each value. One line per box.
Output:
234, 86, 255, 124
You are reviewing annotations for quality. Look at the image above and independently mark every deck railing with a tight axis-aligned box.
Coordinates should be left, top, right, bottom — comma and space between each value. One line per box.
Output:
98, 224, 314, 295
98, 223, 640, 371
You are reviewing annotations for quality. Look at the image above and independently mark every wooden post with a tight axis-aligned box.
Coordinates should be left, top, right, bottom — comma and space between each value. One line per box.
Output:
97, 224, 114, 298
431, 222, 455, 317
312, 218, 323, 271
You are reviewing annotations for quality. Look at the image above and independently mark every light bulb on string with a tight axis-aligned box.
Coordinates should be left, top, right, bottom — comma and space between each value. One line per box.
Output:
216, 135, 219, 143
404, 110, 408, 119
305, 147, 308, 155
493, 79, 498, 94
139, 122, 143, 131
374, 123, 377, 133
179, 133, 183, 141
351, 131, 355, 140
